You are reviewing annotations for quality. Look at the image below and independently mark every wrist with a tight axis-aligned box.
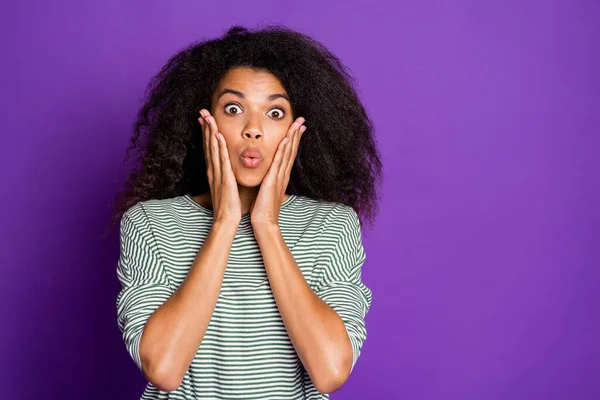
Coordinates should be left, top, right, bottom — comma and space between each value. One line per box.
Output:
211, 219, 240, 235
252, 222, 280, 238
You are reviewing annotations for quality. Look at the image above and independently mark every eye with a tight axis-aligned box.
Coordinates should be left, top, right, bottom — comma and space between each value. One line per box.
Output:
267, 108, 285, 120
224, 103, 243, 115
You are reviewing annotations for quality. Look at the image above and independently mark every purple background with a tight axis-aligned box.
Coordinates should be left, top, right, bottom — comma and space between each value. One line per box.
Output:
2, 0, 599, 399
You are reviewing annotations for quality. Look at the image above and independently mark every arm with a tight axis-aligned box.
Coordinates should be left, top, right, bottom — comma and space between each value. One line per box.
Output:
116, 211, 238, 392
140, 220, 238, 391
248, 117, 370, 393
253, 221, 355, 394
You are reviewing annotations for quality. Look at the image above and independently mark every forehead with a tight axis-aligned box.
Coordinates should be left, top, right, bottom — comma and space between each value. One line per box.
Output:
214, 67, 287, 96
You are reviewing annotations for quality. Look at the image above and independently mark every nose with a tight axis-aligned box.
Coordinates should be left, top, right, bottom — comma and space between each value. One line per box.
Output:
242, 113, 263, 140
244, 130, 262, 139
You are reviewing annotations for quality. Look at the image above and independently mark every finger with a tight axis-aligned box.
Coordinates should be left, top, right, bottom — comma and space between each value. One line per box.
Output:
200, 110, 209, 144
269, 136, 290, 181
281, 118, 304, 177
199, 110, 213, 183
207, 114, 221, 185
279, 117, 303, 171
216, 132, 234, 184
200, 112, 210, 160
279, 124, 298, 180
287, 117, 305, 140
284, 125, 305, 179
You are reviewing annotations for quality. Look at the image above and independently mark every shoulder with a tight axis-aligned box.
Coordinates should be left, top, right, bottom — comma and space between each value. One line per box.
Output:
288, 195, 361, 236
120, 195, 190, 239
122, 195, 191, 224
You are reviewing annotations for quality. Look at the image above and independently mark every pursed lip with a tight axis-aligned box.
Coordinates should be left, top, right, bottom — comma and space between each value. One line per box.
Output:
240, 148, 263, 159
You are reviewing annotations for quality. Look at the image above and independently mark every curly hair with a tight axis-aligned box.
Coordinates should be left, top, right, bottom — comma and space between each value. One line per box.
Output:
104, 24, 383, 238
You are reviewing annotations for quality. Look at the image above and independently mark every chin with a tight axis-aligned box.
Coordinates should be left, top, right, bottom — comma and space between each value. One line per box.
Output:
234, 169, 266, 188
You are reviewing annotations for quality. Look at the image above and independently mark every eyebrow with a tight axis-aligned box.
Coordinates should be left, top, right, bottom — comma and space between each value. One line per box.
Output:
216, 88, 290, 102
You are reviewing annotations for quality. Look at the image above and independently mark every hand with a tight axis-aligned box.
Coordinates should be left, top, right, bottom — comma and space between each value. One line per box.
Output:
250, 116, 307, 227
199, 109, 242, 225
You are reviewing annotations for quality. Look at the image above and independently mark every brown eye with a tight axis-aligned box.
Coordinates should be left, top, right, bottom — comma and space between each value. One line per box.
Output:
267, 108, 285, 119
224, 104, 242, 115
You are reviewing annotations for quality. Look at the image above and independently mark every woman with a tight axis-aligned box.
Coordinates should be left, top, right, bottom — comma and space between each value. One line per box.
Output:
112, 25, 383, 399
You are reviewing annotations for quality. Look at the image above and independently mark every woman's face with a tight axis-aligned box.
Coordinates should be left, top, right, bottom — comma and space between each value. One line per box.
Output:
210, 67, 294, 189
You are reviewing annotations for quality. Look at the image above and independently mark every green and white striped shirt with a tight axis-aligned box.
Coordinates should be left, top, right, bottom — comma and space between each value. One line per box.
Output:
116, 194, 372, 399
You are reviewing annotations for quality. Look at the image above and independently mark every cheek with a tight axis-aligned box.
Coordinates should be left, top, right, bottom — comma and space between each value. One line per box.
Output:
266, 135, 285, 160
213, 119, 239, 144
213, 115, 230, 132
270, 125, 290, 144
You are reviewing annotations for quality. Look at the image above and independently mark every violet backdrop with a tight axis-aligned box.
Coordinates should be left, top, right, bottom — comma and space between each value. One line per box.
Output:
1, 0, 599, 399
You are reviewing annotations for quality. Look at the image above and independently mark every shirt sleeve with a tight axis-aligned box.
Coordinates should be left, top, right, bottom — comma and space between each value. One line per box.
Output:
116, 205, 175, 372
312, 206, 373, 373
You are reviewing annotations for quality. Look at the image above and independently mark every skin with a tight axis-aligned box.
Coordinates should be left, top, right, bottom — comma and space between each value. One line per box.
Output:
139, 67, 354, 394
192, 66, 298, 219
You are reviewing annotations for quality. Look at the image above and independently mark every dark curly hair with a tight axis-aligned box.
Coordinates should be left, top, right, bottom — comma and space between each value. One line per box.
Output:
104, 24, 383, 238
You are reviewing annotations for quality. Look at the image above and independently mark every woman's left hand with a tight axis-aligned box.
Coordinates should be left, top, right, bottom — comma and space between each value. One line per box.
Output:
250, 117, 306, 227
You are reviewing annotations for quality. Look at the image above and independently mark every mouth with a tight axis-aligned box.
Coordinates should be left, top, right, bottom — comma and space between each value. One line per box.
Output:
240, 149, 263, 168
240, 156, 262, 168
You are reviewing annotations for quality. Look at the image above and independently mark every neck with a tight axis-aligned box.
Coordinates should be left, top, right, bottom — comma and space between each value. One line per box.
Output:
192, 186, 290, 216
237, 184, 260, 216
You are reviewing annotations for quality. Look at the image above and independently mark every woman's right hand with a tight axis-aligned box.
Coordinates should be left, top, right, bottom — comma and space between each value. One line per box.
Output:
199, 109, 242, 225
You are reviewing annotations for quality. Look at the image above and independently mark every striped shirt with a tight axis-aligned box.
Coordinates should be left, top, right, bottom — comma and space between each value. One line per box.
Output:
116, 193, 372, 399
